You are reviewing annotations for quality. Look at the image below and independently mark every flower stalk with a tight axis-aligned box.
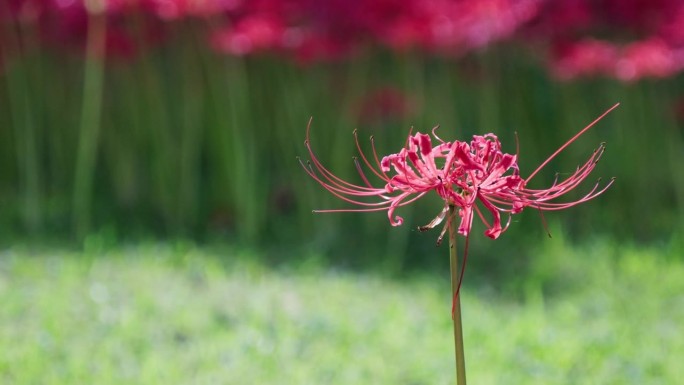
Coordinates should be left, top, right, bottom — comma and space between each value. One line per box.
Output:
449, 205, 467, 385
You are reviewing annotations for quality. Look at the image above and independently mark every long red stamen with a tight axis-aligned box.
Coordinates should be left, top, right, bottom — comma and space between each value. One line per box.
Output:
526, 103, 619, 183
353, 130, 388, 181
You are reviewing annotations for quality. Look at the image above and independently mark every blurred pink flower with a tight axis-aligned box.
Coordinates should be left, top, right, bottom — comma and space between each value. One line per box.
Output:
301, 104, 617, 242
431, 0, 540, 51
615, 38, 683, 81
550, 36, 684, 81
209, 0, 348, 61
551, 39, 619, 79
211, 14, 285, 55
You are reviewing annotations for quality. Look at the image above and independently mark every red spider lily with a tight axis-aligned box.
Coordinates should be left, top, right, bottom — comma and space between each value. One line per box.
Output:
302, 104, 617, 318
301, 104, 618, 244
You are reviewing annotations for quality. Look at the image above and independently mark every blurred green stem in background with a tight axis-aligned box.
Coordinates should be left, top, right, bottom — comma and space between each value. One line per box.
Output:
0, 31, 681, 258
72, 12, 106, 240
2, 10, 43, 232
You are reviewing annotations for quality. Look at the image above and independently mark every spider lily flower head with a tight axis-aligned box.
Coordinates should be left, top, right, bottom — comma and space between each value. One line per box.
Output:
300, 104, 618, 243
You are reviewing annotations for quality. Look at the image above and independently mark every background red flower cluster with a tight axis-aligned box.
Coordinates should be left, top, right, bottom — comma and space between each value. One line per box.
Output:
3, 0, 684, 79
530, 0, 684, 80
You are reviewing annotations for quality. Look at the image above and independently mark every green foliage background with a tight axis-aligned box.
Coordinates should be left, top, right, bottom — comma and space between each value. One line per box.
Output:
1, 29, 682, 265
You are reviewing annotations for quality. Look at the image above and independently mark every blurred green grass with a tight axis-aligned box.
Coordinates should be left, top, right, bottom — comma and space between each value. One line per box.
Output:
1, 43, 682, 254
1, 236, 681, 384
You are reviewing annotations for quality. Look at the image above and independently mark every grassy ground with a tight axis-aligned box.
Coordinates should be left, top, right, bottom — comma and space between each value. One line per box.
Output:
0, 237, 682, 384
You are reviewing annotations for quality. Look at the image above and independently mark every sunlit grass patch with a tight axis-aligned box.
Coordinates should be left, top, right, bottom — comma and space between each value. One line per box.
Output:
0, 239, 681, 384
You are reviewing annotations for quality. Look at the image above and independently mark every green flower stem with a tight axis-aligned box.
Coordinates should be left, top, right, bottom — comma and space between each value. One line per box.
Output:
448, 205, 467, 385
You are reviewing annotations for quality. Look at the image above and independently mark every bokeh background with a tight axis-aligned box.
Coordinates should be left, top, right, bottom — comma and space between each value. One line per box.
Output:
1, 1, 683, 384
